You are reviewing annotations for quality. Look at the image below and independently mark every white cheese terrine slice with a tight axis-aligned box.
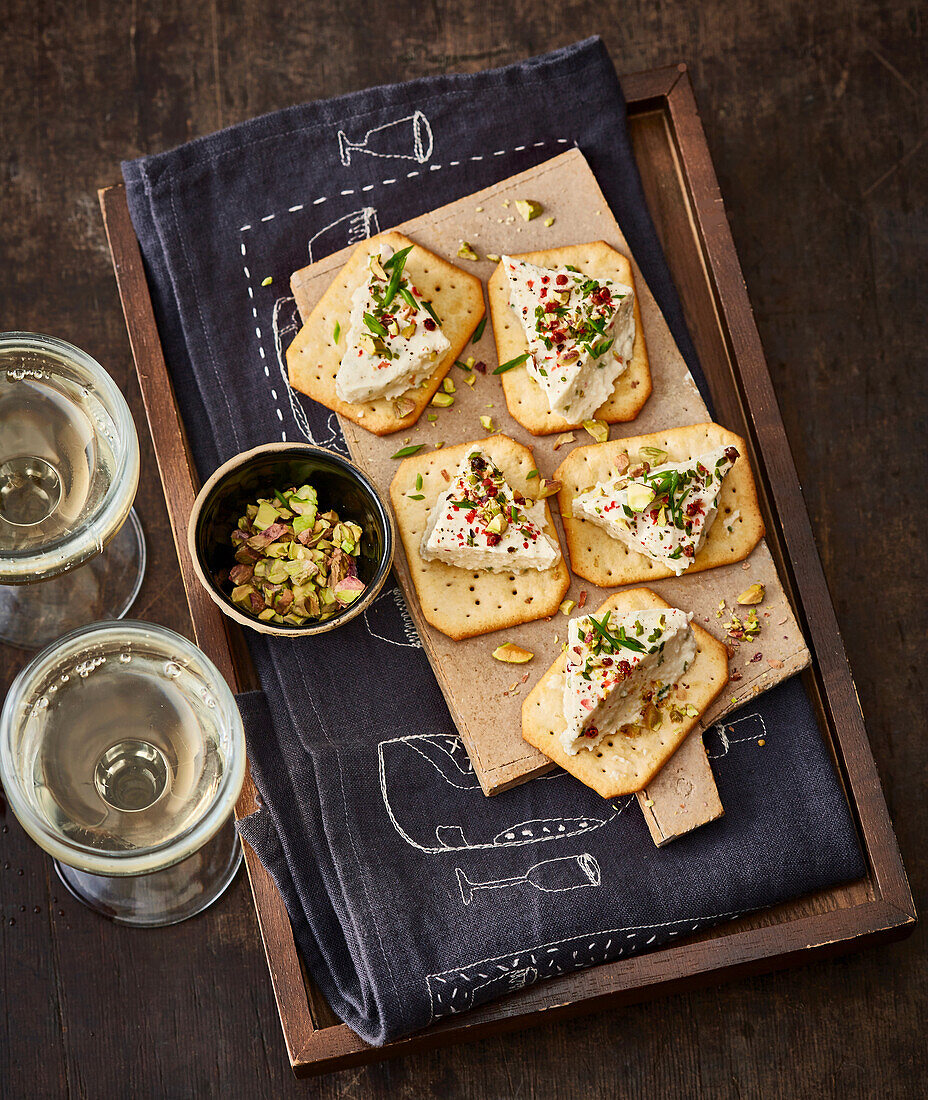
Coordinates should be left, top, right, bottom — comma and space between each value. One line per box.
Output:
503, 256, 635, 422
562, 607, 696, 754
420, 447, 561, 573
335, 243, 450, 404
572, 445, 739, 576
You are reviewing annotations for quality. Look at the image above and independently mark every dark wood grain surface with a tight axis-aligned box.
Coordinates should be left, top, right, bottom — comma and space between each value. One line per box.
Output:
1, 3, 924, 1097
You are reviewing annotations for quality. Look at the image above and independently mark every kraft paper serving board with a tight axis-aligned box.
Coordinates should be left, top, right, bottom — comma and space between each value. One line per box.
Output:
290, 149, 810, 799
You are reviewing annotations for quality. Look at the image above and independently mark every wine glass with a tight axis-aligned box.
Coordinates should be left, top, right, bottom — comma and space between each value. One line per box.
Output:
0, 332, 144, 649
455, 854, 602, 905
0, 619, 246, 926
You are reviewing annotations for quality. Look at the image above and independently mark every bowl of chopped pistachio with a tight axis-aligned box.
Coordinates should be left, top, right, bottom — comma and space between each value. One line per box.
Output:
188, 443, 394, 636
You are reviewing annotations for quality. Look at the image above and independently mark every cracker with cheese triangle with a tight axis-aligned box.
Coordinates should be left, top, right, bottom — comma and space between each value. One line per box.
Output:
522, 588, 729, 798
390, 435, 570, 640
488, 241, 651, 435
556, 422, 765, 586
288, 231, 484, 436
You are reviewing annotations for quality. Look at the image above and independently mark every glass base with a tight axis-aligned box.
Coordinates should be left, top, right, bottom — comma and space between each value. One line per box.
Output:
54, 815, 243, 927
0, 508, 146, 650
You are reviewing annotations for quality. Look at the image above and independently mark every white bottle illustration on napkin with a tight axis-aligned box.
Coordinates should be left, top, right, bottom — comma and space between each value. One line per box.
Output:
307, 207, 380, 262
337, 111, 434, 166
455, 854, 602, 906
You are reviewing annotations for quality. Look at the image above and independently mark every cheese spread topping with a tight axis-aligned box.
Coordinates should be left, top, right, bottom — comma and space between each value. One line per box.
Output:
335, 243, 450, 405
572, 445, 739, 575
504, 257, 635, 422
562, 607, 696, 754
420, 447, 561, 573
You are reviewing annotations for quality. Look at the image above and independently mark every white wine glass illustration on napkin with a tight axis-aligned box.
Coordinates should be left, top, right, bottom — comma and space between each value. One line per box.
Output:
456, 854, 602, 906
337, 111, 434, 166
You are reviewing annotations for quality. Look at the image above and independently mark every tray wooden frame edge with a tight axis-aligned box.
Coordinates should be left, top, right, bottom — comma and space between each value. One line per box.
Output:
98, 60, 914, 1078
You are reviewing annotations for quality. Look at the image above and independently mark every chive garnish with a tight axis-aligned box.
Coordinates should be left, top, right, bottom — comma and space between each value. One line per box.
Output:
391, 444, 425, 459
421, 298, 441, 326
526, 469, 539, 479
415, 473, 423, 491
273, 489, 290, 508
493, 352, 529, 375
382, 245, 413, 307
471, 315, 487, 343
333, 320, 341, 343
586, 612, 646, 653
363, 312, 387, 338
407, 493, 424, 501
399, 287, 419, 313
382, 245, 413, 271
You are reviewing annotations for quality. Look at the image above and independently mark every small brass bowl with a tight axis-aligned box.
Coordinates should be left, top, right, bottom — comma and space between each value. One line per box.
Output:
188, 443, 394, 637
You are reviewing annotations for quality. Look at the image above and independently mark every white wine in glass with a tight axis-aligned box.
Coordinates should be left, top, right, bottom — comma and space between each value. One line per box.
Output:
0, 332, 144, 649
0, 620, 246, 926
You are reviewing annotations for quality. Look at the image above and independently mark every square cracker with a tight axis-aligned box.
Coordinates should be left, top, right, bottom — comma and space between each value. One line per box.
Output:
487, 241, 652, 436
390, 434, 570, 640
287, 230, 484, 436
522, 588, 729, 798
556, 421, 765, 587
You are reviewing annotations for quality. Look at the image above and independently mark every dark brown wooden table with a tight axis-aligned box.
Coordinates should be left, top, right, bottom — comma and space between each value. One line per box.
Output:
1, 3, 924, 1096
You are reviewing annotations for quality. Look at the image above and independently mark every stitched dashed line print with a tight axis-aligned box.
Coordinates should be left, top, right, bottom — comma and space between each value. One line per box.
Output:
425, 908, 745, 1023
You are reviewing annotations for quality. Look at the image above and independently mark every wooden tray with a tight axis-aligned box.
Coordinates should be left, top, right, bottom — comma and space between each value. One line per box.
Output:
99, 63, 914, 1077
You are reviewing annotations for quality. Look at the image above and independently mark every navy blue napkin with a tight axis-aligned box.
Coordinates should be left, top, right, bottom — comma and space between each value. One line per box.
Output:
122, 37, 864, 1044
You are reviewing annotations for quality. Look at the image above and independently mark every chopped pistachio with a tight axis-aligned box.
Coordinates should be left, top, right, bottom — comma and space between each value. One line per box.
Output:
536, 478, 561, 499
558, 598, 576, 616
479, 415, 494, 432
736, 583, 766, 605
392, 396, 416, 418
486, 253, 501, 262
582, 419, 609, 444
442, 376, 456, 394
368, 254, 388, 280
427, 413, 438, 422
515, 199, 543, 221
626, 483, 656, 511
492, 642, 534, 664
261, 275, 273, 287
431, 392, 454, 408
543, 216, 555, 227
639, 446, 668, 465
464, 373, 476, 387
552, 432, 575, 451
457, 241, 479, 261
225, 483, 363, 626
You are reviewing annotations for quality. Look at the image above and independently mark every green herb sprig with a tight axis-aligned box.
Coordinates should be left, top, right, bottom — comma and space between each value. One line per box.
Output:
493, 352, 529, 375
